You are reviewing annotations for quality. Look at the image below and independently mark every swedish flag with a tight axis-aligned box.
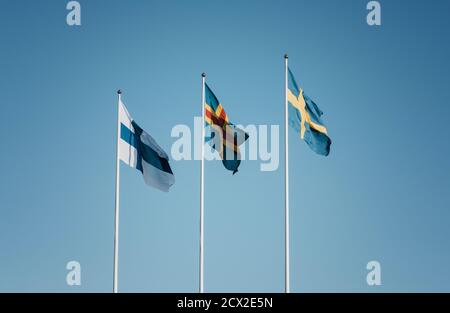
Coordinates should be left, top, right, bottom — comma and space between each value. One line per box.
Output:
288, 68, 332, 156
204, 83, 249, 174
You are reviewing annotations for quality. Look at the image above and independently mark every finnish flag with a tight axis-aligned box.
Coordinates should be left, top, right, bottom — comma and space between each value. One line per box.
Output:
118, 99, 175, 192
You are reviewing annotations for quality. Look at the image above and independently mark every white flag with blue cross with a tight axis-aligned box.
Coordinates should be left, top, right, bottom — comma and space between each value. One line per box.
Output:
118, 99, 175, 192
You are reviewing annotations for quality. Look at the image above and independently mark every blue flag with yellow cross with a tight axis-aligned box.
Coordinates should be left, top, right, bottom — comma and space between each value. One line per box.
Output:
287, 68, 332, 156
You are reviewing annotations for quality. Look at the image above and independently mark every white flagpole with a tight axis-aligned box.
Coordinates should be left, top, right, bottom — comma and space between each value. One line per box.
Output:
113, 89, 122, 293
284, 54, 290, 293
200, 73, 206, 293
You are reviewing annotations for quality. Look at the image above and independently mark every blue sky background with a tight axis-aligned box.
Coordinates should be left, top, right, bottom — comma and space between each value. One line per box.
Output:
1, 0, 450, 292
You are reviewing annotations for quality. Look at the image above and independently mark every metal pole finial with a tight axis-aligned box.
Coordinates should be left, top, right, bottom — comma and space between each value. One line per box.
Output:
284, 54, 288, 59
117, 89, 122, 95
201, 73, 206, 78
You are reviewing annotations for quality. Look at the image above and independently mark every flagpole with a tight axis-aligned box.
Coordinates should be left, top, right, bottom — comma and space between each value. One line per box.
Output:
113, 89, 122, 293
200, 73, 206, 293
284, 54, 290, 293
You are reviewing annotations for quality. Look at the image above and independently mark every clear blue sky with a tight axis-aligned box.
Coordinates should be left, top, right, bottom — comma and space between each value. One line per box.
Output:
1, 0, 450, 292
